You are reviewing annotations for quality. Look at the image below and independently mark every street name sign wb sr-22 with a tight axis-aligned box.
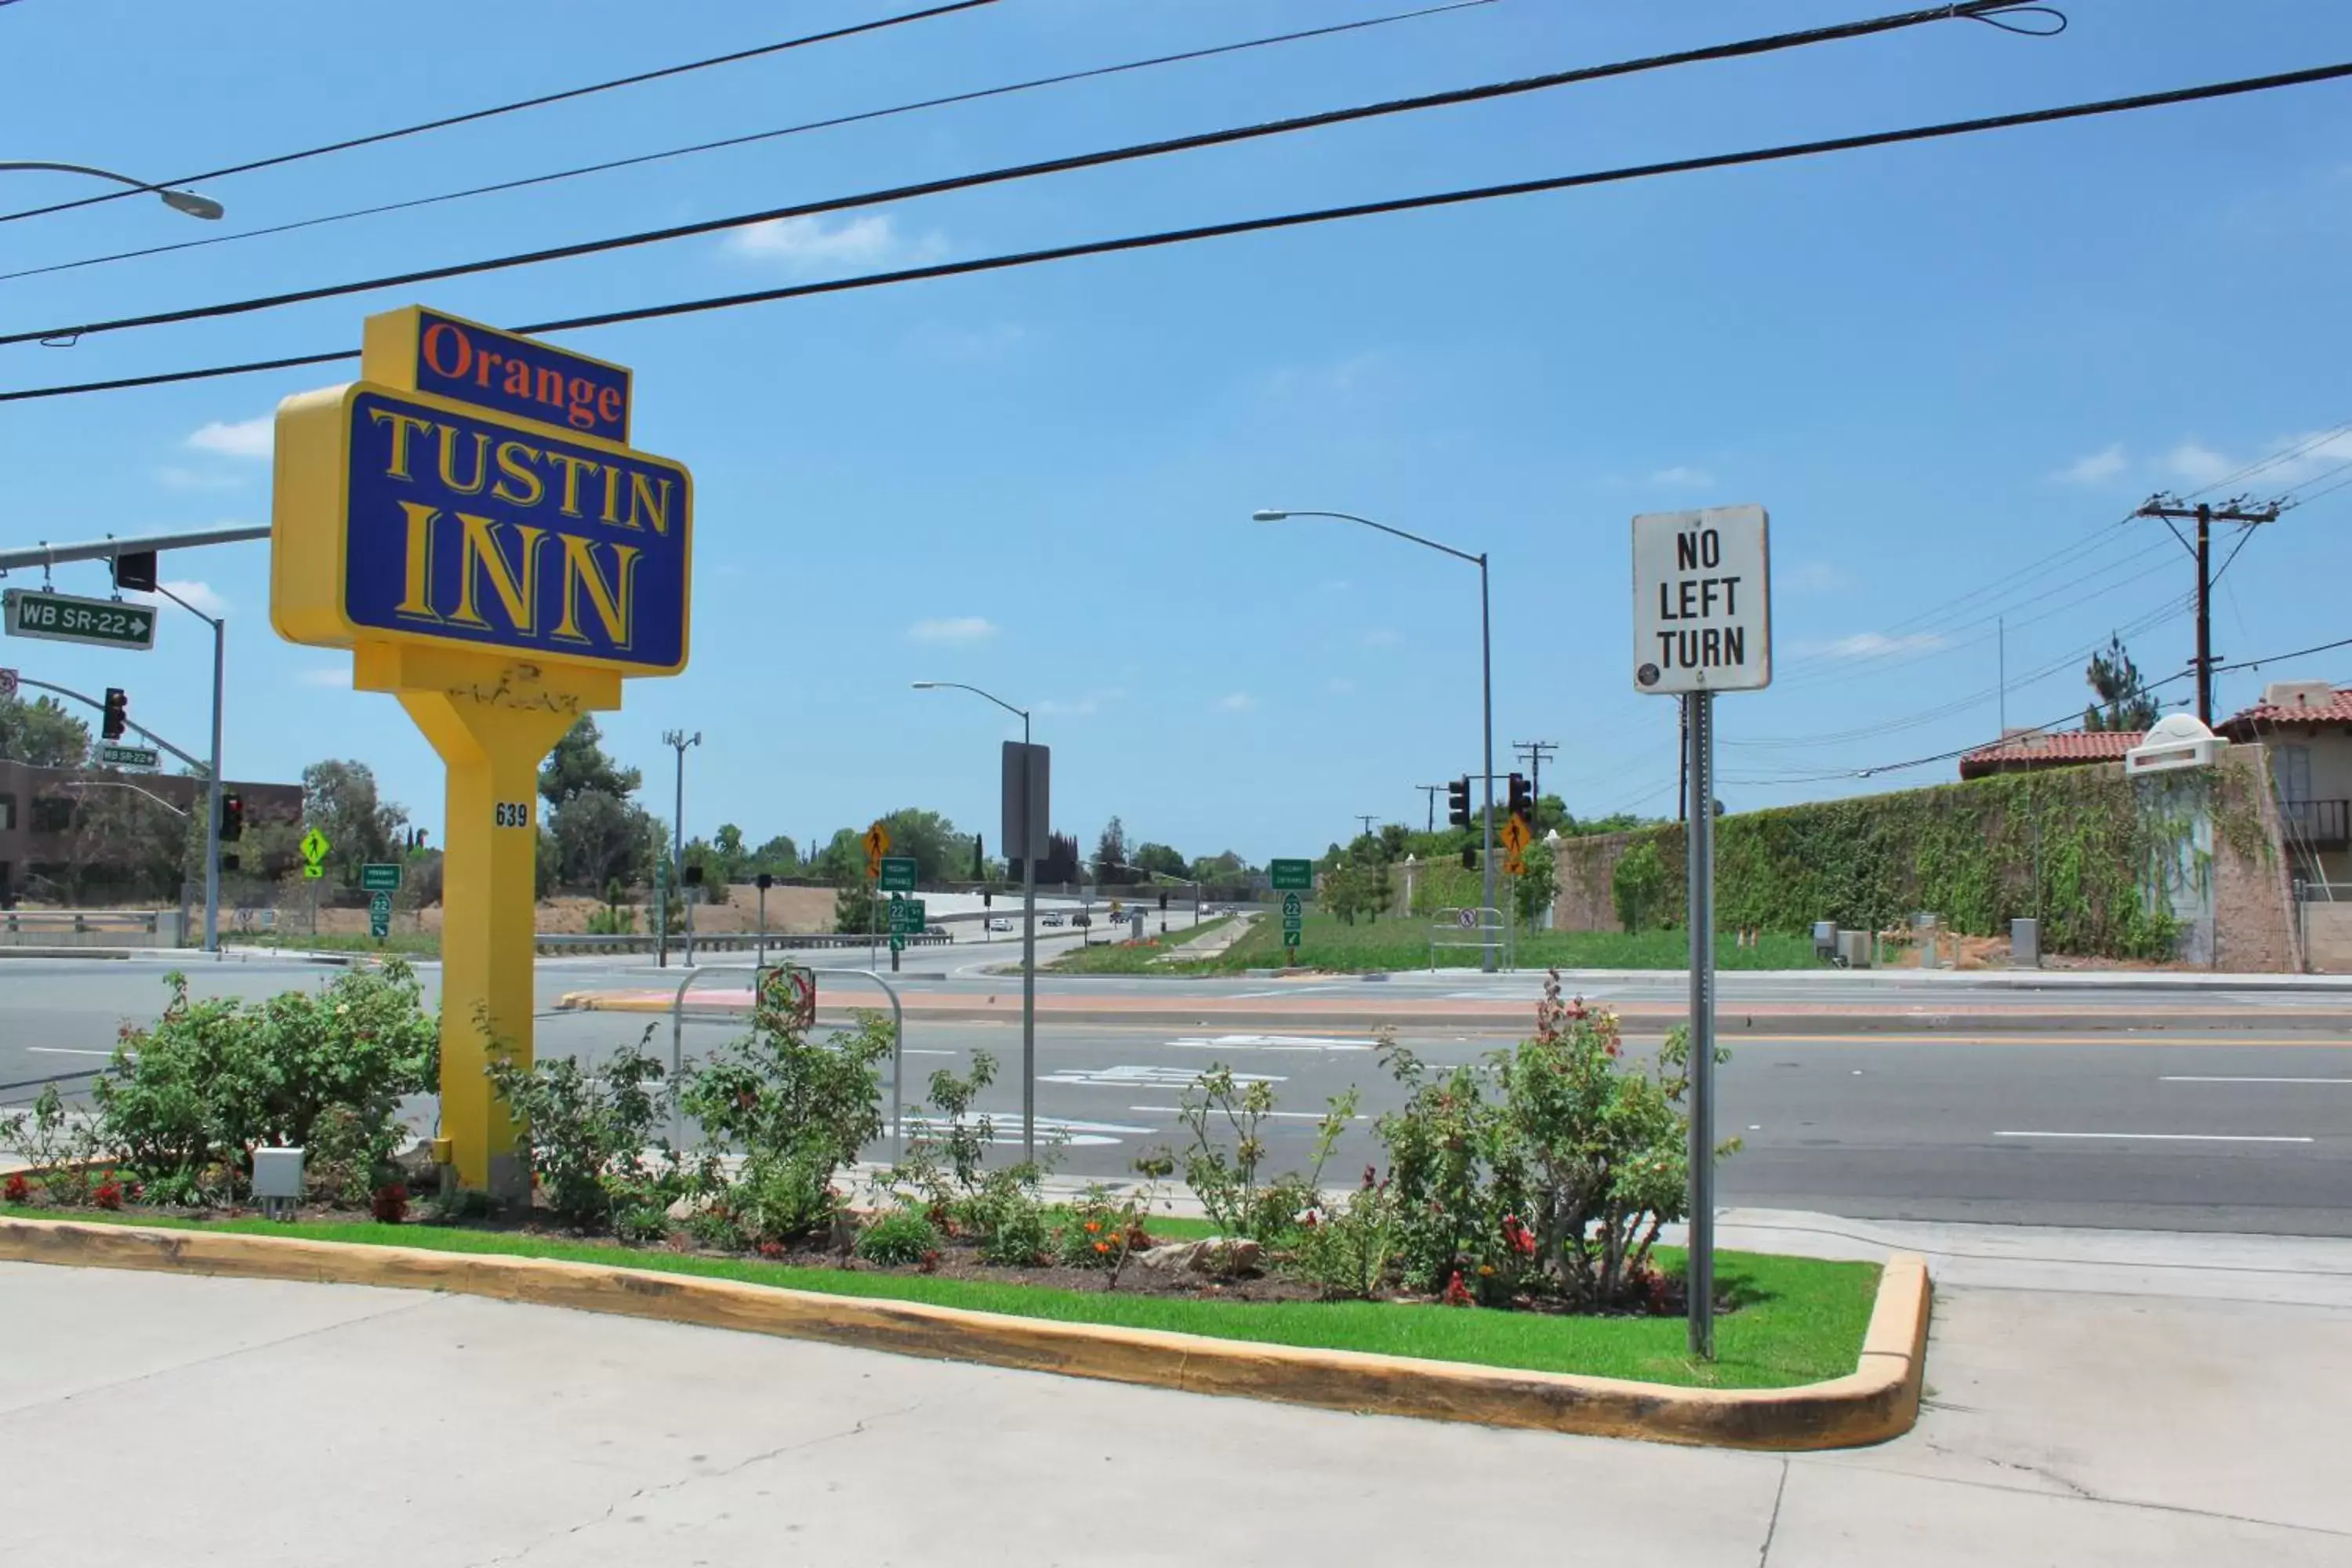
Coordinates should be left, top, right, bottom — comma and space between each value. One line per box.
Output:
1631, 505, 1771, 695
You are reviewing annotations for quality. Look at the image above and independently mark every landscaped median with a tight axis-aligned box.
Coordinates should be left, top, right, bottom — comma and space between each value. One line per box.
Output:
0, 1210, 1928, 1450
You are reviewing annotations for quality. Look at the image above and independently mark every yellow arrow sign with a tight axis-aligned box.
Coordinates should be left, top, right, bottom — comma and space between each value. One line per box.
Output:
1499, 814, 1531, 854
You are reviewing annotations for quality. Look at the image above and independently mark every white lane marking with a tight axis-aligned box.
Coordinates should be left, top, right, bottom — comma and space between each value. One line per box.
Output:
1165, 1033, 1376, 1053
1993, 1131, 2315, 1144
902, 1048, 956, 1057
26, 1047, 115, 1057
2161, 1076, 2352, 1085
899, 1112, 1152, 1149
1044, 1065, 1282, 1089
1127, 1105, 1363, 1120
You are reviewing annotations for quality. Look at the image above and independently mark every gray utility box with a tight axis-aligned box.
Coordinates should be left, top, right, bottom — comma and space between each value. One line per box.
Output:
1834, 930, 1873, 969
2010, 916, 2041, 969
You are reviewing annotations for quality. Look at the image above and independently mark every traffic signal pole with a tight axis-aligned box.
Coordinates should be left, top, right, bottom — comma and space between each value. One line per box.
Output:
156, 583, 224, 956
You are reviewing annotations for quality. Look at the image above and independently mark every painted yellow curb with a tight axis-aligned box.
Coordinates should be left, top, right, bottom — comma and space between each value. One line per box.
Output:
0, 1217, 1928, 1450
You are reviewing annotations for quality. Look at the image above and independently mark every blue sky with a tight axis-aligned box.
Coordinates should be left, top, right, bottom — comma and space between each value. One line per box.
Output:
3, 0, 2349, 863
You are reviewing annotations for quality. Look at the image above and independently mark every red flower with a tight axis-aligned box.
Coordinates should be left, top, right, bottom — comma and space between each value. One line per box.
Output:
1441, 1270, 1473, 1308
1361, 1164, 1378, 1190
918, 1249, 942, 1274
757, 1239, 785, 1260
1501, 1214, 1538, 1256
3, 1172, 29, 1204
371, 1183, 409, 1225
93, 1176, 125, 1211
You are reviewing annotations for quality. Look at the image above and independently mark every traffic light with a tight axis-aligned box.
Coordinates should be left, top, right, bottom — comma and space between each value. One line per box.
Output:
220, 792, 245, 842
683, 862, 704, 888
1446, 775, 1472, 829
756, 872, 775, 891
1158, 891, 1169, 911
100, 688, 128, 741
1460, 845, 1477, 870
1507, 772, 1533, 823
111, 550, 158, 593
982, 889, 993, 908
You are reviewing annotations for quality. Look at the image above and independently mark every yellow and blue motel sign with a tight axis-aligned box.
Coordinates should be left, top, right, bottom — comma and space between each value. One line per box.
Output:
272, 306, 693, 1200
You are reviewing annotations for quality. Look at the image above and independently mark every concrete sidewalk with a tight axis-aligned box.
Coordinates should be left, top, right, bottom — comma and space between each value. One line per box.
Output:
3, 1213, 2346, 1565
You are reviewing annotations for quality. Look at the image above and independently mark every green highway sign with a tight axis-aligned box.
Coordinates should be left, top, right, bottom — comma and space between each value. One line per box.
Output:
96, 743, 159, 770
360, 862, 402, 893
1280, 890, 1303, 952
1283, 928, 1302, 948
888, 932, 907, 953
1269, 858, 1313, 891
2, 588, 158, 651
878, 855, 918, 893
886, 895, 927, 934
368, 890, 393, 940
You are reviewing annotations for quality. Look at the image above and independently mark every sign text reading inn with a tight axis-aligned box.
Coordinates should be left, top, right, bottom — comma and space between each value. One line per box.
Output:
1631, 505, 1771, 695
275, 387, 691, 673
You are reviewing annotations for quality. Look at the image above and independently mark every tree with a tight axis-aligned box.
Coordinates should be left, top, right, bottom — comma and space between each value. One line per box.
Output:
1188, 851, 1249, 886
749, 833, 798, 877
1094, 816, 1131, 883
879, 808, 971, 884
302, 760, 408, 887
833, 872, 879, 934
710, 823, 746, 882
1134, 841, 1187, 880
60, 784, 184, 899
2084, 632, 2161, 732
1611, 840, 1666, 931
1036, 831, 1082, 886
0, 693, 89, 768
539, 717, 641, 808
1512, 839, 1556, 926
545, 789, 659, 893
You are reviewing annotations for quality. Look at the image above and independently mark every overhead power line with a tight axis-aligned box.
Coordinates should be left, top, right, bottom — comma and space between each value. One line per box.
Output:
0, 2, 1502, 287
0, 1, 2054, 350
0, 0, 1003, 227
10, 53, 2352, 406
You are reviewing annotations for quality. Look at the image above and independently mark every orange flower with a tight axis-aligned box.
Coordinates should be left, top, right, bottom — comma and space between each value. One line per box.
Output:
1093, 1240, 1110, 1254
1084, 1220, 1101, 1233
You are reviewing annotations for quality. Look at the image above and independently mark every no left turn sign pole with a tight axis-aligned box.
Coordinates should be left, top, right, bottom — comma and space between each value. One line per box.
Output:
1631, 503, 1771, 1363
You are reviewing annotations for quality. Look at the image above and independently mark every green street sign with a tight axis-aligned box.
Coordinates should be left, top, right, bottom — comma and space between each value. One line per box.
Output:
2, 587, 157, 651
888, 932, 908, 953
96, 743, 159, 770
1282, 927, 1301, 948
879, 855, 918, 893
1281, 892, 1303, 929
887, 896, 927, 934
360, 862, 402, 892
368, 890, 393, 940
1269, 858, 1312, 891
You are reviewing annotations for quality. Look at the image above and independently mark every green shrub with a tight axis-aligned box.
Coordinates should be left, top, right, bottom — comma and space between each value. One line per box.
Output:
1167, 1067, 1345, 1243
612, 1202, 670, 1245
486, 1027, 674, 1229
854, 1208, 942, 1266
0, 1083, 104, 1206
1611, 840, 1666, 931
92, 963, 437, 1200
1288, 1174, 1407, 1301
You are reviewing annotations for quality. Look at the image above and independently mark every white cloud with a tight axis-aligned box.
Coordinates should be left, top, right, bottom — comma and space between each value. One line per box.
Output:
727, 212, 946, 274
1779, 561, 1849, 593
1034, 696, 1099, 718
1327, 677, 1356, 696
908, 615, 996, 644
2056, 444, 2127, 485
1214, 692, 1255, 713
155, 465, 245, 492
1805, 632, 1949, 659
296, 666, 347, 688
2164, 441, 2234, 486
1256, 350, 1391, 404
158, 579, 230, 616
1649, 464, 1716, 488
184, 415, 272, 459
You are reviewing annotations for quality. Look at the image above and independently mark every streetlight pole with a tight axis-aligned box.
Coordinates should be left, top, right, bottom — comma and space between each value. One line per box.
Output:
913, 680, 1037, 1163
1251, 509, 1497, 971
0, 161, 225, 219
662, 729, 700, 965
154, 583, 224, 955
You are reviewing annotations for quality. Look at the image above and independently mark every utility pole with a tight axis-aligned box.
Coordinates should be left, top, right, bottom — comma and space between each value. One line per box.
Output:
1355, 814, 1377, 840
661, 729, 701, 965
2135, 495, 2280, 724
1512, 740, 1557, 823
1414, 783, 1445, 835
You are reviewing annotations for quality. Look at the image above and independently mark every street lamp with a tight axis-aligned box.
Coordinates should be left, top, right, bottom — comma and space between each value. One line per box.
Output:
0, 161, 225, 220
912, 679, 1040, 1164
1251, 508, 1498, 971
152, 583, 226, 955
661, 729, 700, 966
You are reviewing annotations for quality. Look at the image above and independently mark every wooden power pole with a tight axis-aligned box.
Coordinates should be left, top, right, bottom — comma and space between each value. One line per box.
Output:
2134, 495, 2281, 724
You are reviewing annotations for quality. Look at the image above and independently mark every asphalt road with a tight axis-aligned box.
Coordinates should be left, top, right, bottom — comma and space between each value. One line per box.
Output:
7, 951, 2350, 1235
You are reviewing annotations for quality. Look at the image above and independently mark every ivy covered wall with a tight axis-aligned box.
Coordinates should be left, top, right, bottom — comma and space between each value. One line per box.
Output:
1552, 754, 2288, 962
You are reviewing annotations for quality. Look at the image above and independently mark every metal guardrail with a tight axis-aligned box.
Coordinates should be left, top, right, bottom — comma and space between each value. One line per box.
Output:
1429, 906, 1512, 971
2, 909, 163, 933
666, 964, 905, 1160
534, 931, 950, 956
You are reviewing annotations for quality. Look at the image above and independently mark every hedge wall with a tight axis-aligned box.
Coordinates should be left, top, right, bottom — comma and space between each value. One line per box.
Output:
1553, 760, 2274, 959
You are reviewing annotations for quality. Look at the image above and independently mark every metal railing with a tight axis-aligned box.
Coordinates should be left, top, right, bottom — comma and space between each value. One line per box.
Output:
535, 931, 949, 956
1, 908, 163, 933
1429, 906, 1511, 971
666, 964, 905, 1160
2281, 798, 2350, 852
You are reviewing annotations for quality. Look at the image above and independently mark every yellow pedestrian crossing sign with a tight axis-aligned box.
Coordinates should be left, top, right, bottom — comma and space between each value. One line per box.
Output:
1499, 815, 1531, 855
300, 827, 331, 880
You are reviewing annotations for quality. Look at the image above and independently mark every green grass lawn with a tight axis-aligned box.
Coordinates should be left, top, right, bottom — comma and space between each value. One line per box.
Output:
1182, 913, 1823, 973
2, 1205, 1874, 1389
1046, 916, 1236, 974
